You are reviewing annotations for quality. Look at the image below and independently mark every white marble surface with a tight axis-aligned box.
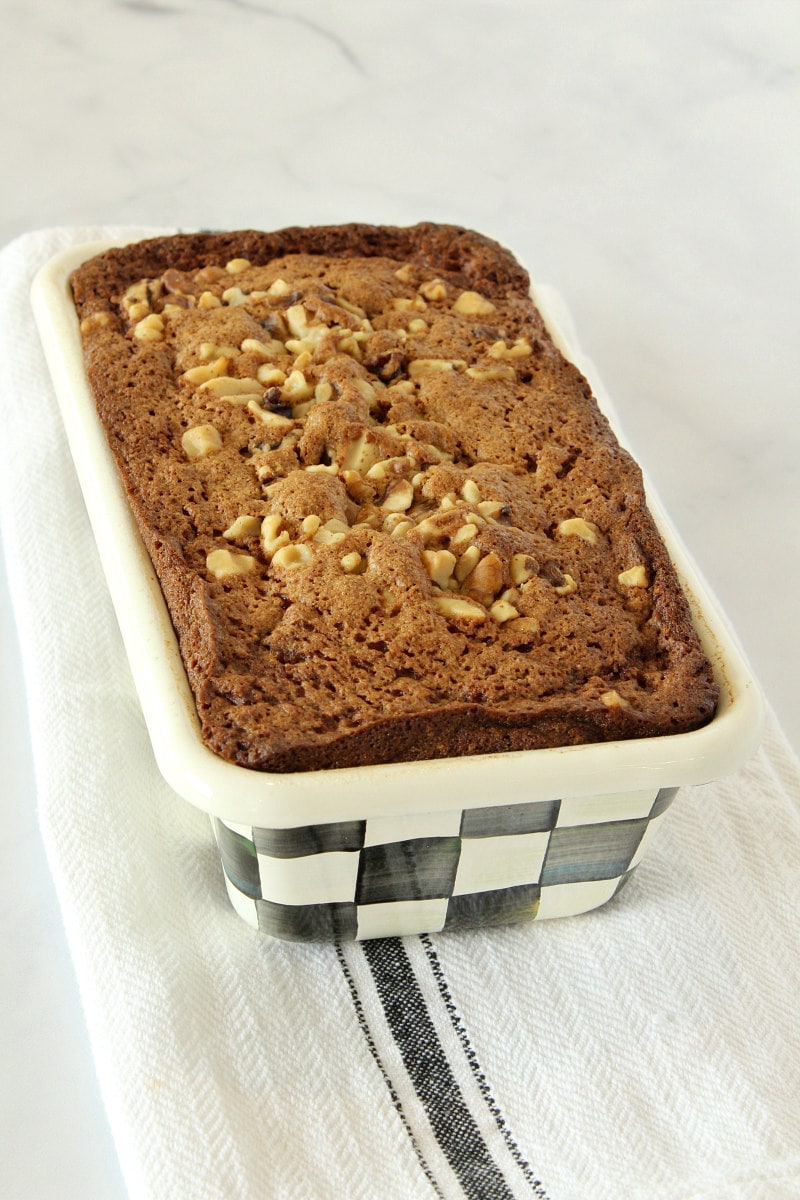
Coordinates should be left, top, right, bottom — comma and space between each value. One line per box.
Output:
1, 2, 798, 1196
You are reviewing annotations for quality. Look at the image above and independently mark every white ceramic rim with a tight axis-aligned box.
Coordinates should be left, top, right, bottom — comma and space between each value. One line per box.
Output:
30, 236, 764, 827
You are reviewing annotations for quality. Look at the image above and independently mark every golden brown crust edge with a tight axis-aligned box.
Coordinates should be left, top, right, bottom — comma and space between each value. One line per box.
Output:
71, 223, 531, 314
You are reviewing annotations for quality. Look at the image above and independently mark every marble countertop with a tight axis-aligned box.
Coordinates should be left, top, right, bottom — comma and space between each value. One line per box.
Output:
1, 2, 797, 1196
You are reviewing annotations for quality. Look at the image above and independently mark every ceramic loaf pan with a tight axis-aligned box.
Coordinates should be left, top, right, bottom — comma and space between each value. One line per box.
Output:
31, 238, 764, 941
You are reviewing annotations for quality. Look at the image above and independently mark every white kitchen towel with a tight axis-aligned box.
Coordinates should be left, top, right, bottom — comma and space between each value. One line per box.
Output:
1, 227, 799, 1200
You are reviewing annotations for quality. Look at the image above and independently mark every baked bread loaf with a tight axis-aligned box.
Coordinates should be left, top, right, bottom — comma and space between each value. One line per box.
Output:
71, 223, 718, 771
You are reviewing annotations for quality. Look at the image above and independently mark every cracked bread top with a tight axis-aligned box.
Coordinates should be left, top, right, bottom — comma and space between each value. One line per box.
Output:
71, 223, 718, 771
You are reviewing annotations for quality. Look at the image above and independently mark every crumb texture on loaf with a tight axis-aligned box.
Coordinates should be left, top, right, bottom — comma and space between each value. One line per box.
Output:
71, 223, 718, 770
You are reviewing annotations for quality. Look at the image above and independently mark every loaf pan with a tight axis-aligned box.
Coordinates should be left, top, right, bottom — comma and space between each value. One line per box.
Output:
31, 238, 764, 940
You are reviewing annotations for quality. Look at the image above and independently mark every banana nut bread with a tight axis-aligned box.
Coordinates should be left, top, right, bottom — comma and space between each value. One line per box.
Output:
70, 223, 718, 771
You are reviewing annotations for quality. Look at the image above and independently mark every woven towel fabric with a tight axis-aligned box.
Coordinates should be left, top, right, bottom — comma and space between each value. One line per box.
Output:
1, 227, 799, 1200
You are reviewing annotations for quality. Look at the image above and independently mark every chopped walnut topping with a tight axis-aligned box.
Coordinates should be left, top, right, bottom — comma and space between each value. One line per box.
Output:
510, 553, 536, 585
489, 599, 520, 623
433, 595, 487, 622
477, 500, 505, 521
241, 336, 286, 358
313, 518, 349, 546
556, 517, 599, 545
121, 280, 152, 322
422, 549, 457, 588
301, 514, 322, 536
465, 365, 516, 382
460, 479, 481, 505
106, 248, 675, 674
463, 552, 504, 605
182, 357, 230, 385
454, 544, 481, 584
343, 433, 382, 475
181, 424, 222, 459
199, 376, 263, 399
223, 515, 262, 539
206, 548, 256, 579
222, 286, 249, 307
554, 573, 578, 596
450, 524, 477, 550
508, 616, 540, 635
413, 512, 453, 545
340, 551, 362, 573
353, 378, 376, 403
284, 304, 313, 339
618, 565, 649, 588
257, 365, 287, 387
386, 380, 415, 397
380, 479, 414, 512
197, 291, 222, 309
390, 520, 414, 539
267, 278, 292, 297
199, 341, 238, 361
418, 278, 447, 302
408, 358, 465, 376
422, 442, 454, 463
340, 469, 374, 503
390, 296, 427, 313
453, 291, 496, 315
272, 543, 314, 569
382, 512, 408, 534
336, 295, 368, 319
80, 312, 111, 333
261, 514, 290, 558
247, 401, 294, 435
282, 369, 315, 403
133, 313, 164, 342
337, 332, 363, 360
489, 338, 532, 360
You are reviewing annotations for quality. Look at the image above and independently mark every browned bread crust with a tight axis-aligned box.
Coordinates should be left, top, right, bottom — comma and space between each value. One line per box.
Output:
71, 223, 718, 771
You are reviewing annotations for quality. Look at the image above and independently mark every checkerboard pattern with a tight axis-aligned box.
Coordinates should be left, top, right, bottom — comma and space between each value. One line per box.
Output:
212, 787, 678, 940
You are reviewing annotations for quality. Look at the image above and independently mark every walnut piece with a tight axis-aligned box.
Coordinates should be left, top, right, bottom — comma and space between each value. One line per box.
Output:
453, 290, 496, 315
206, 549, 256, 579
181, 424, 222, 459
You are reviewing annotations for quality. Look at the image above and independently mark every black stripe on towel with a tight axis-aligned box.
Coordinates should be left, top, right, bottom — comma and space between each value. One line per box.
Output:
336, 943, 447, 1200
420, 936, 550, 1200
361, 937, 544, 1200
